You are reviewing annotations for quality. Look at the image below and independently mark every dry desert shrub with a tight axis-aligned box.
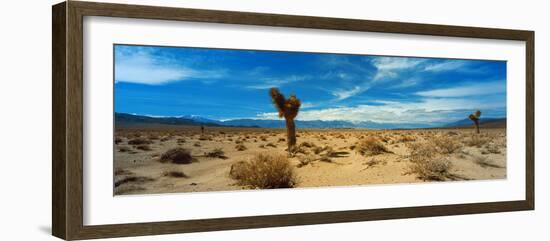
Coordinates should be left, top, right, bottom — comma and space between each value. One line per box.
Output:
312, 146, 324, 154
406, 142, 452, 181
463, 135, 489, 148
160, 148, 195, 164
446, 131, 459, 136
299, 141, 315, 148
115, 137, 123, 144
289, 145, 309, 156
235, 144, 247, 151
162, 170, 188, 178
205, 148, 227, 159
433, 136, 462, 154
484, 144, 501, 154
407, 142, 437, 163
266, 143, 277, 148
322, 147, 349, 158
379, 135, 390, 143
118, 146, 131, 152
398, 135, 416, 143
312, 145, 333, 155
407, 157, 452, 181
318, 156, 333, 163
355, 137, 390, 156
362, 158, 387, 169
135, 144, 152, 151
229, 153, 295, 189
128, 137, 152, 145
114, 168, 133, 176
297, 154, 317, 167
114, 176, 155, 188
114, 185, 146, 195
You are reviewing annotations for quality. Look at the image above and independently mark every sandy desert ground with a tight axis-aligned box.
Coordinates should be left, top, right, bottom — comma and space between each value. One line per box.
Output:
113, 126, 506, 195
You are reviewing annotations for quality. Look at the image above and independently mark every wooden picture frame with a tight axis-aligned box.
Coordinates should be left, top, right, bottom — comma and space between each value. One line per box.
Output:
52, 1, 534, 240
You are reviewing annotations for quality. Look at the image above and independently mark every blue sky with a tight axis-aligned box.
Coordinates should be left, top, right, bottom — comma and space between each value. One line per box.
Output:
114, 44, 506, 125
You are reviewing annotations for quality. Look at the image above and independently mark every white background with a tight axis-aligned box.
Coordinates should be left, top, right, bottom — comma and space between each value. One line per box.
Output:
0, 0, 547, 240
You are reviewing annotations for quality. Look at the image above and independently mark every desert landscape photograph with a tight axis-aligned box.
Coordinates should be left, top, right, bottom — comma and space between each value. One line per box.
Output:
113, 44, 507, 195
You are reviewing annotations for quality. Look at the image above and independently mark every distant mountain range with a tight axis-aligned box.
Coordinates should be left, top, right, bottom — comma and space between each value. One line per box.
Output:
444, 117, 507, 128
115, 113, 226, 127
115, 112, 506, 129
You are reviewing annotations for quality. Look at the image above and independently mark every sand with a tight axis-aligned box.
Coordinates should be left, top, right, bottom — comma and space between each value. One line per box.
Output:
113, 126, 506, 195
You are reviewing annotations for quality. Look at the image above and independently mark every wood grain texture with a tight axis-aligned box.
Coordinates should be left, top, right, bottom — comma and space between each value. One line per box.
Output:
72, 1, 533, 40
52, 2, 67, 239
73, 201, 530, 240
66, 2, 85, 240
51, 1, 535, 240
525, 32, 535, 209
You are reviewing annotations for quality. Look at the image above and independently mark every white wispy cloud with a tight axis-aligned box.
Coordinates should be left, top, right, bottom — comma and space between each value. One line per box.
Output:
390, 78, 420, 89
372, 57, 425, 81
423, 61, 466, 72
245, 75, 310, 89
323, 57, 423, 101
328, 57, 426, 100
115, 48, 225, 85
256, 96, 504, 124
320, 71, 355, 81
416, 81, 505, 97
423, 60, 489, 74
300, 102, 316, 109
332, 86, 368, 100
247, 66, 270, 77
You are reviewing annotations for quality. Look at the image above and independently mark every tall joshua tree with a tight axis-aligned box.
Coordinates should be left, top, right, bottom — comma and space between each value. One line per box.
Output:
269, 88, 301, 153
468, 110, 482, 134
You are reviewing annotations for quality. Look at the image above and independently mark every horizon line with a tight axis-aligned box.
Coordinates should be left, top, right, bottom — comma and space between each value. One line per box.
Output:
115, 112, 507, 124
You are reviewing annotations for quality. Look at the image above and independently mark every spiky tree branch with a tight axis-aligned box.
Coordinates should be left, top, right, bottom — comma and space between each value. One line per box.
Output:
468, 110, 481, 134
270, 88, 301, 154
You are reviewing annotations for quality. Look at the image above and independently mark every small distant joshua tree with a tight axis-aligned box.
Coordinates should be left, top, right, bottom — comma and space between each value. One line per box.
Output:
468, 110, 482, 134
269, 88, 301, 154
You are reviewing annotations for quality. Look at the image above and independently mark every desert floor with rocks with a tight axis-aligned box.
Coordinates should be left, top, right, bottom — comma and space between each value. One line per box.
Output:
114, 125, 506, 195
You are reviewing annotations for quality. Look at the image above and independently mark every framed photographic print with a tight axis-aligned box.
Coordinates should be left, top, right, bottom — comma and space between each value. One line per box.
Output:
52, 1, 534, 240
